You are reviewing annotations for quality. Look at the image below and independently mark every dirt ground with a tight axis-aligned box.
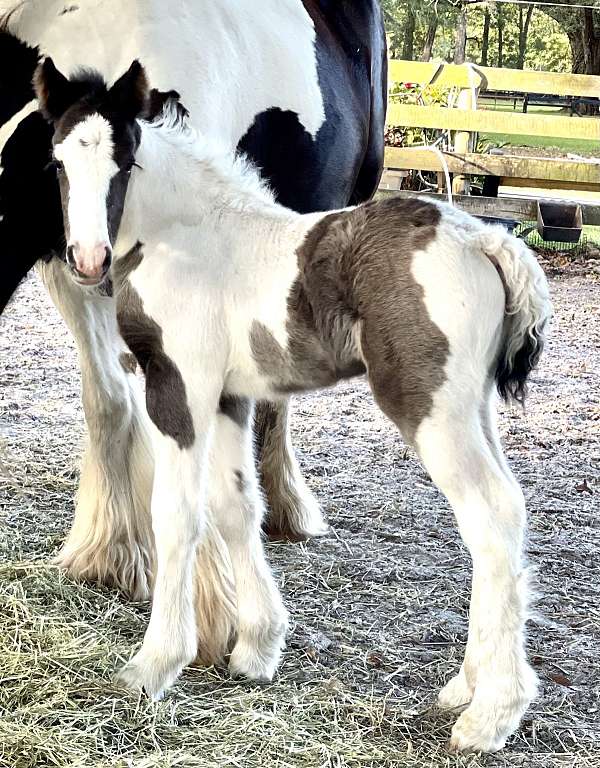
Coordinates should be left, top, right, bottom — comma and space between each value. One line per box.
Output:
0, 262, 598, 768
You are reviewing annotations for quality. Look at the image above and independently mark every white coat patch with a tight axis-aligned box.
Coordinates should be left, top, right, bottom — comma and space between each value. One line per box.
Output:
54, 114, 117, 251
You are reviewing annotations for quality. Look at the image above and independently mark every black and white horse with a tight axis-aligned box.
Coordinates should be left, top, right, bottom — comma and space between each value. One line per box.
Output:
36, 58, 551, 753
0, 1, 387, 648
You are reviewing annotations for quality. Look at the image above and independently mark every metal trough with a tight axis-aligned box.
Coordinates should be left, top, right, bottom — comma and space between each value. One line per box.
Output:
477, 215, 518, 234
537, 201, 583, 244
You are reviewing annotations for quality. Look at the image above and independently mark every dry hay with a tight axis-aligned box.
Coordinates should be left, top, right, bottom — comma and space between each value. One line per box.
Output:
0, 267, 599, 768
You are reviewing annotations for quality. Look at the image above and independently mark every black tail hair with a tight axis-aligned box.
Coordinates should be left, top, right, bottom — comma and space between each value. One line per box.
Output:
495, 322, 546, 406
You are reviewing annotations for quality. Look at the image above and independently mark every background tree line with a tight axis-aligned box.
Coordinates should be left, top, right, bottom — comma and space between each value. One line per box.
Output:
382, 0, 600, 74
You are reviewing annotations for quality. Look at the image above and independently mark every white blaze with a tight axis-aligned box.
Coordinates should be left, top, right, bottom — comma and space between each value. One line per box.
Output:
54, 113, 117, 277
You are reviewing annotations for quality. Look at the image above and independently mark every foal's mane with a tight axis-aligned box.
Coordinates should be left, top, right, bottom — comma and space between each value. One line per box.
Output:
142, 92, 276, 208
144, 90, 189, 130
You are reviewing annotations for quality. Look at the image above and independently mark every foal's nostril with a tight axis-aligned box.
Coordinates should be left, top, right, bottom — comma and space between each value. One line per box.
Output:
102, 247, 112, 275
66, 244, 76, 267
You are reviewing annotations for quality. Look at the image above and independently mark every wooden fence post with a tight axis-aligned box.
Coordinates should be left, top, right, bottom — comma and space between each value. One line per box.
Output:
452, 78, 476, 195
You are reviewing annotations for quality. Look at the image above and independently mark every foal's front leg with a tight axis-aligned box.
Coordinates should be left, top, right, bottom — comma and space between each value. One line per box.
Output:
118, 418, 215, 700
210, 405, 288, 681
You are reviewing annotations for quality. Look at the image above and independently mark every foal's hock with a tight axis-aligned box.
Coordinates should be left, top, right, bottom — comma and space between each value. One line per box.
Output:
36, 58, 552, 753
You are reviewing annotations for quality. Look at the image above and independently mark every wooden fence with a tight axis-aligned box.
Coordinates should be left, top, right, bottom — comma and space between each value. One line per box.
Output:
383, 59, 600, 218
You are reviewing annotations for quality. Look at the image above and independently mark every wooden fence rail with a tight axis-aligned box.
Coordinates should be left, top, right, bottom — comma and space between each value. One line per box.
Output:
384, 59, 600, 203
386, 103, 600, 142
388, 59, 600, 99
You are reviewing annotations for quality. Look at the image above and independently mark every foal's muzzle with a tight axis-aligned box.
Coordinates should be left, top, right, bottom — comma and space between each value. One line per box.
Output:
66, 242, 112, 285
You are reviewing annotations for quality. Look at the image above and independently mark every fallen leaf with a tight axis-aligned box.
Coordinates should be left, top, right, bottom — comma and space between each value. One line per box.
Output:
575, 479, 593, 494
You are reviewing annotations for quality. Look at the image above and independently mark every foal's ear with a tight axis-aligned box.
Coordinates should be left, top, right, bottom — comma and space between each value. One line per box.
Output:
108, 60, 150, 120
33, 57, 79, 121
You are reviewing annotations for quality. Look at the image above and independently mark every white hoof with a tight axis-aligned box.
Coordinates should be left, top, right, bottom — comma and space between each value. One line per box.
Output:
438, 667, 474, 710
228, 618, 287, 682
116, 644, 196, 701
449, 707, 504, 753
448, 665, 538, 753
290, 487, 330, 538
228, 639, 280, 682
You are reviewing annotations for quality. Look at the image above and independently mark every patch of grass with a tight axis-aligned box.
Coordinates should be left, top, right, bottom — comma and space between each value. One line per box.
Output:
478, 101, 599, 154
0, 561, 445, 768
480, 133, 598, 155
582, 225, 600, 246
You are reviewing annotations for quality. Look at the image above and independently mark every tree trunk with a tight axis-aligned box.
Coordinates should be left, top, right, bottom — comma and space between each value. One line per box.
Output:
402, 6, 416, 61
516, 5, 534, 69
580, 9, 600, 73
421, 14, 438, 61
481, 9, 491, 67
559, 10, 600, 113
542, 5, 600, 75
497, 5, 504, 68
454, 5, 468, 64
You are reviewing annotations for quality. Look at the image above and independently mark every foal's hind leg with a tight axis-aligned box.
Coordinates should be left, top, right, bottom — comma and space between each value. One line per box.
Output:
412, 395, 537, 752
210, 406, 288, 680
256, 399, 328, 540
433, 390, 534, 716
436, 391, 522, 712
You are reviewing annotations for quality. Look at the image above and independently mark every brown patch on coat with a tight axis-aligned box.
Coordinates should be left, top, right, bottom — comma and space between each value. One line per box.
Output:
119, 352, 138, 375
355, 199, 448, 444
218, 394, 251, 428
249, 250, 367, 392
116, 281, 195, 450
252, 196, 449, 446
112, 241, 144, 289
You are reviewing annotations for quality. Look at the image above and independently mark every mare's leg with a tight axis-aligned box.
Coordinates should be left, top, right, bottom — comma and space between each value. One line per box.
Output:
38, 259, 155, 599
256, 399, 328, 540
376, 381, 537, 752
210, 404, 288, 680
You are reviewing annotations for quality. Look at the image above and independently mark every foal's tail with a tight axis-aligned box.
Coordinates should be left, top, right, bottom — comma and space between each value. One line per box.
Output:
479, 227, 552, 405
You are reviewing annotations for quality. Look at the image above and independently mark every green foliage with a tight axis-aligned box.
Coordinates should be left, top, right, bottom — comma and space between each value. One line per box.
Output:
470, 5, 571, 72
381, 1, 572, 72
388, 81, 451, 107
386, 81, 451, 146
525, 26, 571, 73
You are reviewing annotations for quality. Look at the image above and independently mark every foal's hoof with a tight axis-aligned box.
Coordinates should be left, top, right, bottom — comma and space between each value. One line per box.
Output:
116, 660, 164, 701
116, 646, 194, 701
448, 707, 506, 753
447, 662, 538, 752
437, 669, 474, 710
263, 478, 329, 542
228, 636, 282, 683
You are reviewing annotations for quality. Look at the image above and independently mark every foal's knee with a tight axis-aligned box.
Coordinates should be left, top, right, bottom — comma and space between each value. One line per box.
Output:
152, 502, 205, 552
212, 470, 263, 541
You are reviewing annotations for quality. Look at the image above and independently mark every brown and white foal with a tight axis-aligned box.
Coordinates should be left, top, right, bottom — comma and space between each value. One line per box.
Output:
35, 59, 552, 752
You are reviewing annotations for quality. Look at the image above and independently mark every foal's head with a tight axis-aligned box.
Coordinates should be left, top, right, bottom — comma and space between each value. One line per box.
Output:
34, 59, 150, 285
